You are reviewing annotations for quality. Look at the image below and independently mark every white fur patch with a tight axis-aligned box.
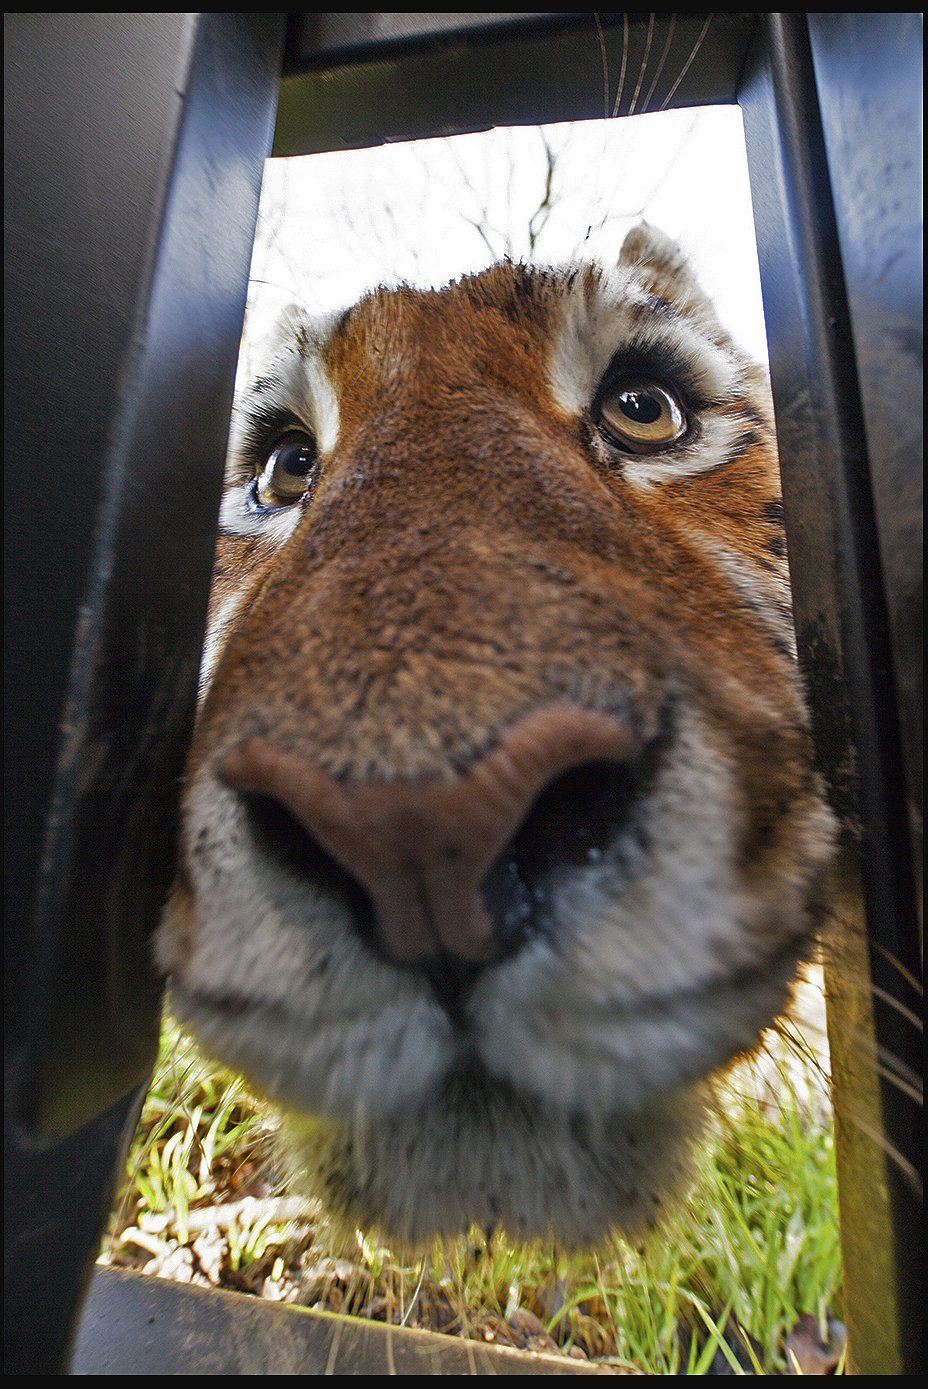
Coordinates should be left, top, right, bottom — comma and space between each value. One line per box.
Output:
620, 409, 747, 488
260, 316, 342, 456
693, 531, 797, 659
198, 587, 247, 693
217, 482, 306, 542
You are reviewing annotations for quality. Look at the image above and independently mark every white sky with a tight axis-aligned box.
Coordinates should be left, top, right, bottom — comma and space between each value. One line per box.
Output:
242, 105, 768, 375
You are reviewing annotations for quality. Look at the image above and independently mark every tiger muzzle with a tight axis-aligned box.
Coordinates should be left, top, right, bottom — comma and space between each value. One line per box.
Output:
221, 703, 639, 1011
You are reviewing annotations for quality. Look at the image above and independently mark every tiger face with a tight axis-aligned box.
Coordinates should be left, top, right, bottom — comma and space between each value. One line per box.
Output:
157, 225, 835, 1246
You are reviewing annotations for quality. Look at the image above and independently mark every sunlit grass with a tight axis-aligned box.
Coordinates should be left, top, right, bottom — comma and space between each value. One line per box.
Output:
103, 1016, 842, 1373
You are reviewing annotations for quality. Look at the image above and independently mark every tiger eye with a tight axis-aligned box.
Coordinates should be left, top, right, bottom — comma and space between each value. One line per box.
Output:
255, 430, 318, 508
597, 379, 686, 454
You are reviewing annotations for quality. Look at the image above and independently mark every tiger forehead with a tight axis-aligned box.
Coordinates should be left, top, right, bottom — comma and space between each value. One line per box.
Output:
321, 264, 575, 417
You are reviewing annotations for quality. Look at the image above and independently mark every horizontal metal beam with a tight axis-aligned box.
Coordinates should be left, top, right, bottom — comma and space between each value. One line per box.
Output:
72, 1267, 606, 1376
274, 12, 758, 156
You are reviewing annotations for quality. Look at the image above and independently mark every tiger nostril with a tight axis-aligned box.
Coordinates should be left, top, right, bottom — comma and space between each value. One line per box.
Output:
242, 791, 379, 945
512, 757, 641, 873
480, 758, 641, 957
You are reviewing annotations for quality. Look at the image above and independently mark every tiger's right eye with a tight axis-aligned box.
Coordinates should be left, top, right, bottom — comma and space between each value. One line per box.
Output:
253, 431, 318, 509
595, 378, 687, 455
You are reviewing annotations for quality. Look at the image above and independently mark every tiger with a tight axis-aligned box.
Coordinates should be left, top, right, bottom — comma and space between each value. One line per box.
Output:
156, 223, 836, 1247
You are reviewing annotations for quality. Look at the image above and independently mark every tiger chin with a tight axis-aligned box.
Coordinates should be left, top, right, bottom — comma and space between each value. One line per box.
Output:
157, 223, 836, 1249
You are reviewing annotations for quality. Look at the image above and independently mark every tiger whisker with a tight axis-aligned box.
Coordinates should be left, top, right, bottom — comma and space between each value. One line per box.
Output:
627, 12, 655, 118
611, 14, 630, 120
659, 14, 713, 112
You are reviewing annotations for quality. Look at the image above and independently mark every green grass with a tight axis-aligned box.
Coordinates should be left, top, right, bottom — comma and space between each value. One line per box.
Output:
103, 1017, 843, 1373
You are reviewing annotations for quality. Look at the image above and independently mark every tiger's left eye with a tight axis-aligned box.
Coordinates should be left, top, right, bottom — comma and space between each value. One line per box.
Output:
596, 378, 686, 454
254, 431, 318, 509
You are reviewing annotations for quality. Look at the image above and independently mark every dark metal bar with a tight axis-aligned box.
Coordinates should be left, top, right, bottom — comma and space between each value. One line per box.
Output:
4, 11, 284, 1372
738, 14, 922, 1375
283, 10, 568, 66
4, 1088, 148, 1375
274, 11, 757, 155
805, 11, 923, 907
71, 1266, 603, 1376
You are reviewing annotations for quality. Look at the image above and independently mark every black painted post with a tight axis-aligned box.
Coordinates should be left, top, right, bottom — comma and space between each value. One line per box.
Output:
739, 13, 922, 1375
4, 13, 284, 1372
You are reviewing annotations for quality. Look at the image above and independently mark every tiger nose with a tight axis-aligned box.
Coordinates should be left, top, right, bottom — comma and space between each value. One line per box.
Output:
220, 704, 636, 970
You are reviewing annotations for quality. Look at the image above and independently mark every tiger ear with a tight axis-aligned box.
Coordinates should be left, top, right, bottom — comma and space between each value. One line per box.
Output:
619, 222, 703, 307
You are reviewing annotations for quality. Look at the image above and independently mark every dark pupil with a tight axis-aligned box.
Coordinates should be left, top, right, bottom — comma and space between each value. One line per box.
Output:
277, 442, 314, 477
618, 389, 661, 425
